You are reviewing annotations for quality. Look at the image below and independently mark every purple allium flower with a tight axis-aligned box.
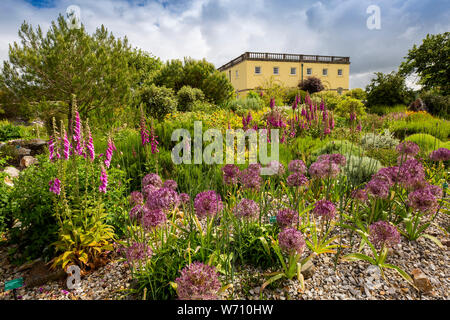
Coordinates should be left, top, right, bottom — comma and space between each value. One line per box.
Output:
233, 198, 259, 220
129, 191, 144, 206
276, 208, 299, 229
369, 221, 400, 249
429, 148, 450, 162
99, 167, 108, 193
146, 187, 179, 211
408, 186, 440, 214
396, 141, 420, 156
288, 160, 307, 174
142, 183, 159, 198
317, 153, 347, 166
308, 160, 340, 179
366, 178, 390, 199
179, 193, 190, 204
278, 228, 306, 255
313, 199, 336, 220
125, 242, 153, 263
163, 179, 178, 191
194, 190, 223, 219
49, 178, 61, 195
397, 159, 425, 188
175, 262, 221, 300
265, 160, 285, 176
141, 208, 167, 230
222, 164, 240, 185
129, 204, 148, 221
238, 167, 262, 190
286, 172, 309, 187
104, 138, 115, 168
373, 166, 399, 187
351, 189, 368, 203
142, 173, 163, 188
63, 132, 70, 160
397, 154, 415, 166
248, 163, 262, 174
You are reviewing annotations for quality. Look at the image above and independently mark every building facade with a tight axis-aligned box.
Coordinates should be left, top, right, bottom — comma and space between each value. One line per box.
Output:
218, 52, 350, 97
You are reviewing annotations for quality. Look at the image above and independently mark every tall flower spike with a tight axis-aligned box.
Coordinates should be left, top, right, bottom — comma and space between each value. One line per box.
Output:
63, 130, 70, 160
140, 106, 150, 146
86, 120, 95, 162
99, 166, 108, 193
104, 136, 114, 168
73, 110, 83, 156
149, 120, 159, 154
48, 136, 55, 162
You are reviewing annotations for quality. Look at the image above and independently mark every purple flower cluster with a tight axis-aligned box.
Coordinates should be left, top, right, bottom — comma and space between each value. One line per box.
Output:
146, 187, 179, 211
48, 137, 56, 162
288, 160, 307, 174
49, 178, 61, 195
163, 179, 178, 191
366, 178, 390, 199
397, 159, 426, 189
73, 111, 83, 156
276, 208, 299, 229
396, 141, 420, 156
125, 242, 153, 263
142, 184, 158, 198
86, 125, 95, 162
179, 193, 190, 204
286, 172, 309, 187
369, 221, 400, 249
238, 165, 262, 190
308, 159, 340, 179
222, 164, 240, 185
142, 173, 163, 188
104, 138, 116, 168
129, 204, 147, 221
278, 228, 306, 255
194, 190, 223, 219
265, 160, 285, 176
63, 132, 70, 160
312, 199, 336, 220
175, 262, 221, 300
99, 167, 108, 193
429, 148, 450, 162
129, 191, 144, 206
233, 199, 259, 220
317, 153, 347, 166
408, 184, 442, 214
351, 189, 368, 203
141, 208, 167, 230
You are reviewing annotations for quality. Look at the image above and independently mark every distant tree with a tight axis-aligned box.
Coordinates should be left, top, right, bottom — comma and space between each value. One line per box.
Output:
0, 14, 158, 131
154, 57, 234, 105
299, 76, 324, 94
399, 32, 450, 95
140, 83, 177, 121
365, 72, 412, 107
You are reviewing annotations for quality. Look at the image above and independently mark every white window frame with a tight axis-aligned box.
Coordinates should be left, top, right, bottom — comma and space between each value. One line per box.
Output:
255, 66, 261, 74
306, 68, 312, 75
322, 68, 328, 76
337, 69, 343, 76
273, 66, 279, 75
290, 67, 297, 75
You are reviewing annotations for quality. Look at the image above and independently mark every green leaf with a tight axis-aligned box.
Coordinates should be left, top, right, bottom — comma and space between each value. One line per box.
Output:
260, 273, 284, 297
342, 253, 376, 264
382, 264, 415, 287
421, 234, 444, 248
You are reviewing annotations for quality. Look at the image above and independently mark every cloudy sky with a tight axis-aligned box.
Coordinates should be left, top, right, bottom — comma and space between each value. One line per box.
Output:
1, 0, 449, 88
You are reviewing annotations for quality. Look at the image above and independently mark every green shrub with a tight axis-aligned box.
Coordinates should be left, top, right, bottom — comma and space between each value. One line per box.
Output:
420, 91, 449, 118
344, 88, 367, 101
311, 140, 365, 159
227, 96, 264, 115
388, 113, 450, 140
360, 129, 400, 149
0, 123, 21, 141
404, 133, 450, 152
365, 148, 399, 167
365, 71, 413, 107
0, 172, 13, 232
176, 85, 205, 112
334, 97, 366, 118
344, 154, 383, 185
312, 91, 342, 110
369, 104, 408, 115
140, 84, 177, 120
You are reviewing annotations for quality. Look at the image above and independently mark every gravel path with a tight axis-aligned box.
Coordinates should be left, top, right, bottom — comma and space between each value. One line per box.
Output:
1, 213, 448, 300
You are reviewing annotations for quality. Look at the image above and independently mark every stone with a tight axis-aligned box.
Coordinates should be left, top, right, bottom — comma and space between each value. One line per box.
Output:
411, 269, 432, 293
25, 139, 47, 155
16, 147, 31, 157
3, 166, 20, 179
20, 156, 38, 168
301, 260, 315, 279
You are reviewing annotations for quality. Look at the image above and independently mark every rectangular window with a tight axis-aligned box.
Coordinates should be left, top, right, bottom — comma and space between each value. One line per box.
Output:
338, 69, 343, 76
323, 68, 328, 76
306, 68, 312, 75
273, 67, 279, 75
255, 66, 261, 74
290, 67, 297, 75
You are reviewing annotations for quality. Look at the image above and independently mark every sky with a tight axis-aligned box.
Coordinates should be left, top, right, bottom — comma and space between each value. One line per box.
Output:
0, 0, 449, 89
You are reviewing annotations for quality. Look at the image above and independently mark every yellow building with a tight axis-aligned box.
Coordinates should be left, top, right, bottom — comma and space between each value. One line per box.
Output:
218, 52, 350, 97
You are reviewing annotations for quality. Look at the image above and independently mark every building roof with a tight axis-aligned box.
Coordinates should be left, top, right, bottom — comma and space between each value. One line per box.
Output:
218, 51, 350, 71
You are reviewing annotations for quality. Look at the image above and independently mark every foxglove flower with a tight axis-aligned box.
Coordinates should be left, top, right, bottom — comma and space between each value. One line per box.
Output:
48, 137, 55, 162
369, 221, 400, 249
270, 98, 275, 109
86, 125, 95, 162
194, 190, 223, 219
73, 111, 83, 156
233, 198, 259, 220
278, 228, 305, 255
175, 262, 221, 300
99, 167, 108, 193
276, 208, 299, 229
140, 112, 150, 146
104, 138, 115, 168
63, 132, 70, 160
150, 125, 159, 154
312, 199, 336, 220
49, 178, 61, 195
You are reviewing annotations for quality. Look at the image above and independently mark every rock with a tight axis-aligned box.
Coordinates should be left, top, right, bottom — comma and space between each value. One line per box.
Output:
3, 176, 14, 187
16, 147, 31, 157
365, 265, 381, 280
25, 139, 47, 155
301, 260, 315, 279
20, 156, 38, 168
411, 269, 433, 293
4, 166, 20, 179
